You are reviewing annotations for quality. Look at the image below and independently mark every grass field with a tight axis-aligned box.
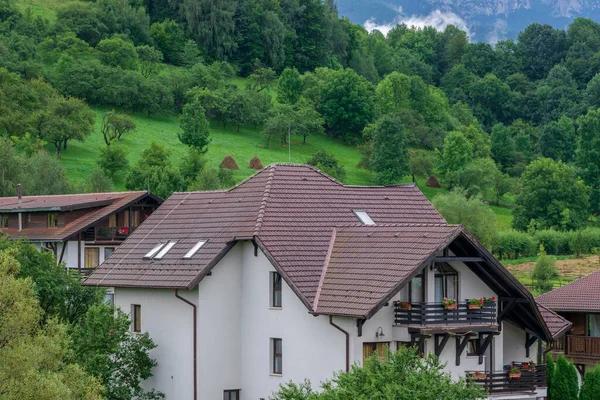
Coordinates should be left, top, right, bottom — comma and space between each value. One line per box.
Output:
59, 107, 376, 188
16, 0, 75, 20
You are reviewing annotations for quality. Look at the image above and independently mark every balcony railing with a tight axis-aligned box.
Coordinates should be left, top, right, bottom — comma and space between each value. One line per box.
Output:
94, 227, 134, 242
566, 336, 600, 358
394, 301, 497, 326
466, 364, 546, 394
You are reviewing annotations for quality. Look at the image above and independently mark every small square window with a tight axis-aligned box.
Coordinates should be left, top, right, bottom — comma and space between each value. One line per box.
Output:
0, 215, 8, 228
131, 304, 141, 333
272, 338, 282, 375
223, 389, 240, 400
47, 213, 58, 227
271, 272, 282, 308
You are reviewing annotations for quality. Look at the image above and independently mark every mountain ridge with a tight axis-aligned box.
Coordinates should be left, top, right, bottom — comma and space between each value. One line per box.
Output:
337, 0, 600, 41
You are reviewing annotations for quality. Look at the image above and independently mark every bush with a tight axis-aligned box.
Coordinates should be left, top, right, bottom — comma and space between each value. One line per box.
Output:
549, 355, 579, 400
432, 191, 497, 248
533, 229, 571, 255
580, 367, 600, 400
546, 355, 555, 399
532, 246, 559, 293
306, 150, 346, 182
495, 230, 537, 259
98, 145, 129, 179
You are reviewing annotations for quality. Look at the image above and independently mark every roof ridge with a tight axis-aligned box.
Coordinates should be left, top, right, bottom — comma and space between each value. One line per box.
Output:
0, 190, 146, 200
313, 228, 337, 312
253, 165, 277, 236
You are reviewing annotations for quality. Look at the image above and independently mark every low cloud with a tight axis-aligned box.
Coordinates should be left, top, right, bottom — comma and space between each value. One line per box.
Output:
487, 19, 508, 44
364, 9, 471, 38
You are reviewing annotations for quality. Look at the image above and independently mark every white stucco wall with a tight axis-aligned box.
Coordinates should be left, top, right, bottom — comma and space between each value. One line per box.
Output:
503, 321, 538, 365
239, 242, 348, 400
114, 287, 197, 400
112, 242, 540, 400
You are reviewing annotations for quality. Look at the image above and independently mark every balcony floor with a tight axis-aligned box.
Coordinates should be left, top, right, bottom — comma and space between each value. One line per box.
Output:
397, 323, 499, 334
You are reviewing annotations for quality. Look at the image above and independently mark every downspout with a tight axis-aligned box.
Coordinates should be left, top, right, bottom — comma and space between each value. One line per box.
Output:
329, 316, 349, 372
175, 289, 197, 400
17, 184, 22, 231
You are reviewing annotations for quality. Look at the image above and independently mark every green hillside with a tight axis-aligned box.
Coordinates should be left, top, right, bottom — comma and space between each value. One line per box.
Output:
60, 106, 375, 187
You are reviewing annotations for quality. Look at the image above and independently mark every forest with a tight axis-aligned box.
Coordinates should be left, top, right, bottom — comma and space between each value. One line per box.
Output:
1, 0, 600, 260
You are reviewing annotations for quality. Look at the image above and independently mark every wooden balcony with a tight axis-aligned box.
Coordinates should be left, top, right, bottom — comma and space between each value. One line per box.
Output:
567, 335, 600, 358
85, 226, 135, 242
394, 302, 497, 333
466, 364, 546, 395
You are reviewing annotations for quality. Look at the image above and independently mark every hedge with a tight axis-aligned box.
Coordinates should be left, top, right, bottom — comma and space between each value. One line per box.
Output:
494, 228, 600, 260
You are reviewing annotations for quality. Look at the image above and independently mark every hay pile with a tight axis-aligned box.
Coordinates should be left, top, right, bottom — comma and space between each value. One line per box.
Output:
426, 175, 441, 188
248, 156, 263, 170
220, 155, 240, 170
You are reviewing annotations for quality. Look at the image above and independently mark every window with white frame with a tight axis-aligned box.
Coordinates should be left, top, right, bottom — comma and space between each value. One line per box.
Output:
131, 304, 141, 333
271, 338, 282, 374
271, 272, 282, 308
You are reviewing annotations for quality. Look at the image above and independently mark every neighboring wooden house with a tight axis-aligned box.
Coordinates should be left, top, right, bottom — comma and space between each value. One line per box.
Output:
0, 190, 162, 271
538, 271, 600, 376
84, 164, 569, 400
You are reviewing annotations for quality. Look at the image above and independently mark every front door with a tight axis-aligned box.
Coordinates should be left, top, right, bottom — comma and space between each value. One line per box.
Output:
84, 247, 100, 269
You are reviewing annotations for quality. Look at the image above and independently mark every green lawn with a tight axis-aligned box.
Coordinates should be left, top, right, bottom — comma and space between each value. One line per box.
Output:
58, 107, 375, 189
16, 0, 76, 20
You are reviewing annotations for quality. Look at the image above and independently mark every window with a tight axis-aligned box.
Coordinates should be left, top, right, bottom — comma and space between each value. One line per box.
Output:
131, 304, 141, 333
467, 337, 480, 357
398, 272, 425, 303
131, 210, 140, 228
223, 390, 240, 400
104, 247, 115, 260
84, 248, 100, 269
123, 210, 130, 227
271, 338, 282, 374
362, 342, 389, 363
108, 214, 117, 228
0, 214, 8, 228
154, 241, 176, 259
434, 263, 458, 303
47, 213, 58, 227
271, 272, 282, 308
183, 241, 206, 259
353, 210, 375, 225
144, 243, 166, 259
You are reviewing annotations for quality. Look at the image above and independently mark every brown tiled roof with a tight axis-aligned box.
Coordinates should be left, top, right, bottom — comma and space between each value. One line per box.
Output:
85, 164, 445, 294
314, 224, 462, 316
82, 164, 550, 339
536, 270, 600, 312
536, 302, 572, 340
0, 192, 159, 241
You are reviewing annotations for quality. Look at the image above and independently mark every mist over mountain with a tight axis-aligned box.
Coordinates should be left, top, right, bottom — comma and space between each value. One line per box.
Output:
336, 0, 600, 41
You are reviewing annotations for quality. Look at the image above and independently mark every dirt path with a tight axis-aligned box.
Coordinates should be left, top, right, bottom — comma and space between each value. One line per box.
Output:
506, 255, 600, 282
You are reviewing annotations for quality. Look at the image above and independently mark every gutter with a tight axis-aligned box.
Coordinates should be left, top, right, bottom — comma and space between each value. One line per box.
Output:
175, 289, 197, 400
329, 316, 349, 372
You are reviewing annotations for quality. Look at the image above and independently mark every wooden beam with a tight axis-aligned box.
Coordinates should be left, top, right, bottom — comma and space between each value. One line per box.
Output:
479, 333, 496, 364
433, 256, 486, 263
435, 334, 450, 357
58, 241, 67, 265
456, 333, 474, 366
525, 332, 537, 358
357, 319, 365, 337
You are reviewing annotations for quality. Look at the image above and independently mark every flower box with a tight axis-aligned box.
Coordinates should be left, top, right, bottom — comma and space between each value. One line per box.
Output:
396, 301, 412, 311
468, 304, 482, 310
473, 372, 487, 380
509, 371, 522, 379
444, 303, 458, 310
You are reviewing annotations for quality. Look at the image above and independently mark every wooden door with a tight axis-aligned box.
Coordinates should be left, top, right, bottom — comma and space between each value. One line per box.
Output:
84, 247, 100, 269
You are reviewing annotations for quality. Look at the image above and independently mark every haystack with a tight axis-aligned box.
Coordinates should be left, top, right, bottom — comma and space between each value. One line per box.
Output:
220, 155, 239, 170
248, 156, 263, 170
426, 175, 441, 188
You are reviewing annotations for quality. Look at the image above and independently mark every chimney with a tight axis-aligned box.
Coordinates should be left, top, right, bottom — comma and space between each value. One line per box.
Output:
17, 184, 22, 208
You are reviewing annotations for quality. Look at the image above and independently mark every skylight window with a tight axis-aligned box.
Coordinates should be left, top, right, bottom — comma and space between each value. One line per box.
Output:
144, 243, 166, 259
154, 241, 177, 259
183, 241, 206, 259
354, 210, 375, 225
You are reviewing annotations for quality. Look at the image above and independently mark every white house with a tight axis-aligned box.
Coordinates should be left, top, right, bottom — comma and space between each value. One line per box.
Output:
85, 164, 569, 400
0, 189, 162, 271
